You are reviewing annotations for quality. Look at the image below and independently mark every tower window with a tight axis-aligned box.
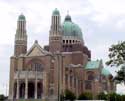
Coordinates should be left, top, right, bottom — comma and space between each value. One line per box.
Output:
66, 40, 68, 44
69, 40, 71, 44
63, 40, 65, 43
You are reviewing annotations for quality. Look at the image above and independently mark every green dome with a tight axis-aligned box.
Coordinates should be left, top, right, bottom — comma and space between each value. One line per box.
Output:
52, 8, 60, 15
101, 68, 111, 76
18, 14, 25, 20
62, 15, 83, 39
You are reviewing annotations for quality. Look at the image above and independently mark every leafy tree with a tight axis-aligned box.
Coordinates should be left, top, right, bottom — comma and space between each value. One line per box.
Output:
64, 89, 76, 101
106, 41, 125, 66
78, 92, 93, 100
115, 65, 125, 84
106, 41, 125, 84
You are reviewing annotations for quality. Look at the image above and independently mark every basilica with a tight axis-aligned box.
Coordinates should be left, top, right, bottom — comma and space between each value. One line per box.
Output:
9, 8, 116, 101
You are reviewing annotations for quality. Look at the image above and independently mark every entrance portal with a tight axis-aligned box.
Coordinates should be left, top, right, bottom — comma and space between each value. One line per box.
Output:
28, 82, 35, 98
19, 82, 25, 98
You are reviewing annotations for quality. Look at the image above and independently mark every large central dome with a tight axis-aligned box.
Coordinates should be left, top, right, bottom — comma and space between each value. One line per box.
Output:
62, 14, 83, 40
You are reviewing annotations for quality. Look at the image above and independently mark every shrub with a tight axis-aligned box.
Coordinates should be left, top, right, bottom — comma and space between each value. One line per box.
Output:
78, 92, 93, 100
64, 89, 76, 101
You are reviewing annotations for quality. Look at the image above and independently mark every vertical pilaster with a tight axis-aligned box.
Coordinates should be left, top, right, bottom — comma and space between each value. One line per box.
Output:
25, 76, 28, 99
72, 76, 74, 92
76, 79, 78, 97
16, 79, 19, 99
68, 75, 70, 90
35, 72, 37, 99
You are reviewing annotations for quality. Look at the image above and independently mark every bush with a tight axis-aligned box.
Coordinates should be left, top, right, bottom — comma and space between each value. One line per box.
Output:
78, 92, 93, 100
0, 94, 7, 101
64, 89, 76, 101
97, 92, 107, 100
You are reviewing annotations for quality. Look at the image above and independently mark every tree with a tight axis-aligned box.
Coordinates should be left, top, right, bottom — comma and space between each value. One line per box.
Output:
64, 89, 76, 101
106, 41, 125, 84
115, 65, 125, 84
106, 41, 125, 67
78, 92, 93, 100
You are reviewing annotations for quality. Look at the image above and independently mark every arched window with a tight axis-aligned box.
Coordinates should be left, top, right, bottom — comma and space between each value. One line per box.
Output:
87, 71, 94, 80
88, 74, 94, 80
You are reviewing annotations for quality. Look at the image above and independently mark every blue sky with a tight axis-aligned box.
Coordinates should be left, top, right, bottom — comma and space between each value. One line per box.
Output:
0, 0, 125, 95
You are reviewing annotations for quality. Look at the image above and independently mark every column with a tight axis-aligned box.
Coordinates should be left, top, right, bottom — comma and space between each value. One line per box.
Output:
25, 78, 28, 99
72, 76, 74, 92
16, 79, 19, 99
35, 79, 37, 99
68, 75, 70, 89
76, 79, 78, 97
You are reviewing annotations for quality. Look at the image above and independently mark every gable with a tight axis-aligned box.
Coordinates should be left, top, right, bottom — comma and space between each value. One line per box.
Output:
26, 41, 50, 56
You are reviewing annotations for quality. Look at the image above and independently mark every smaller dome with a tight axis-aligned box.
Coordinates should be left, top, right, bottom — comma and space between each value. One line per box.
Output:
65, 14, 72, 22
18, 14, 25, 20
52, 8, 60, 15
101, 68, 111, 76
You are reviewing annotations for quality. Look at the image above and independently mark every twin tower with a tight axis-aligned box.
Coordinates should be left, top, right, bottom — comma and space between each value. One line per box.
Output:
14, 8, 90, 58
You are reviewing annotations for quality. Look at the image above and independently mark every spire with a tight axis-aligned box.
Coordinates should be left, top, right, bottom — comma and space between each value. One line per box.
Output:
49, 9, 62, 52
51, 8, 61, 32
14, 14, 27, 56
15, 14, 27, 41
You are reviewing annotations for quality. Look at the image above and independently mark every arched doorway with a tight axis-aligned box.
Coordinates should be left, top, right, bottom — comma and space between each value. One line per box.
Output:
37, 82, 43, 98
28, 82, 35, 98
19, 82, 25, 98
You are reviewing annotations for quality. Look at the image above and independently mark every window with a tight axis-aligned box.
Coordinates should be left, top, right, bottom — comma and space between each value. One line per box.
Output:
63, 40, 65, 43
87, 71, 94, 80
65, 74, 68, 85
50, 70, 54, 83
66, 40, 68, 43
31, 63, 44, 71
103, 82, 107, 90
69, 40, 71, 43
85, 81, 92, 90
88, 74, 94, 80
50, 89, 54, 95
70, 76, 72, 87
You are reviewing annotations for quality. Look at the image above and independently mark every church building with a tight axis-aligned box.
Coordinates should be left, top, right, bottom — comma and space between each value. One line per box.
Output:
9, 8, 116, 101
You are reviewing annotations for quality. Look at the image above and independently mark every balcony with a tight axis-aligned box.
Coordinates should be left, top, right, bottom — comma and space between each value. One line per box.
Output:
14, 71, 44, 79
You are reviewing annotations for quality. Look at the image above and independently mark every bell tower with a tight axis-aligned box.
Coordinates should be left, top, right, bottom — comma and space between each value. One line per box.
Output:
49, 8, 62, 53
14, 14, 27, 56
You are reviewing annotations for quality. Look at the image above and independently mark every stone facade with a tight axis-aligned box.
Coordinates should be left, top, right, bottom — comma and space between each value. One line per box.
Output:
8, 9, 116, 101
